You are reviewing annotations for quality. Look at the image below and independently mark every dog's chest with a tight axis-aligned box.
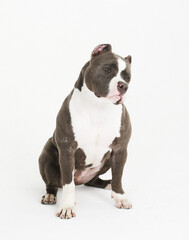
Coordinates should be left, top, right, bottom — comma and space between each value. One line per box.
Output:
69, 88, 122, 167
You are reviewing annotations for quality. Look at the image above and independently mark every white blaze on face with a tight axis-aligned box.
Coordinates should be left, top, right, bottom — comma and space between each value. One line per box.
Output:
107, 57, 127, 103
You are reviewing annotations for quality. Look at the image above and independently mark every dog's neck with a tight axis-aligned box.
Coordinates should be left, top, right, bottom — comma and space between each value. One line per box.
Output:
79, 81, 115, 109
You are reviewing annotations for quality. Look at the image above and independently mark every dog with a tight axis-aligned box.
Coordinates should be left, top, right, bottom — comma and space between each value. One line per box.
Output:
39, 44, 132, 219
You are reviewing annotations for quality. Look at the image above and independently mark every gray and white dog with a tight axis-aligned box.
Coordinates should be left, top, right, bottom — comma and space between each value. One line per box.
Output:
39, 44, 132, 219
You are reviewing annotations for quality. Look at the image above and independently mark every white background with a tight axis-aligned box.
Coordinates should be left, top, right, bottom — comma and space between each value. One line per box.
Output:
0, 0, 189, 239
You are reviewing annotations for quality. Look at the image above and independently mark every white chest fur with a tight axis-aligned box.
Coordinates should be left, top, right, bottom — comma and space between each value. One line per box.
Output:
69, 84, 122, 167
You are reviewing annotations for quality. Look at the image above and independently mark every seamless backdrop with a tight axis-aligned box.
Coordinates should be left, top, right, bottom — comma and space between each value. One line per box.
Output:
0, 0, 189, 239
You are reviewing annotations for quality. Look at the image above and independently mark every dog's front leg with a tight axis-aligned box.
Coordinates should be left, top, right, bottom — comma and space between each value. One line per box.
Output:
56, 142, 77, 219
111, 149, 132, 209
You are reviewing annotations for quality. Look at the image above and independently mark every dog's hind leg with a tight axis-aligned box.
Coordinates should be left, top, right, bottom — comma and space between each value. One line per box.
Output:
39, 138, 61, 205
85, 177, 112, 190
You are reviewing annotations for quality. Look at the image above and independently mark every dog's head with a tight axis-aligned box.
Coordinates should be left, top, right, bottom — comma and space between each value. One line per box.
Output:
84, 44, 131, 104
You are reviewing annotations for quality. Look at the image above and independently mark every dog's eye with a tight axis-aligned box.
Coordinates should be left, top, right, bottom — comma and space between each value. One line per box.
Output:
126, 76, 130, 82
104, 67, 111, 73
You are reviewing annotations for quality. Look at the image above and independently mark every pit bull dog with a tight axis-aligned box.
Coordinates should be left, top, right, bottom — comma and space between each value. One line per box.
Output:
39, 44, 132, 219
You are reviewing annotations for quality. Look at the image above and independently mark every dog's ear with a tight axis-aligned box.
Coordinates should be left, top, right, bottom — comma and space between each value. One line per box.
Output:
125, 55, 132, 64
91, 44, 112, 58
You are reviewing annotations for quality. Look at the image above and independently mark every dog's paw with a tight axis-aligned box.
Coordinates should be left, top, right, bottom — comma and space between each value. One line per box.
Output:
41, 194, 56, 205
111, 191, 132, 209
56, 203, 76, 219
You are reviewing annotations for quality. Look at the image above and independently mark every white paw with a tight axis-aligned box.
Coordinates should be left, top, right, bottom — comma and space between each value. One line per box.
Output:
56, 203, 76, 219
57, 181, 76, 219
111, 191, 132, 209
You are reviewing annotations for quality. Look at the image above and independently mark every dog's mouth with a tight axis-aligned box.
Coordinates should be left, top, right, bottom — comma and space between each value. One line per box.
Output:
109, 94, 124, 105
114, 95, 124, 105
94, 92, 124, 104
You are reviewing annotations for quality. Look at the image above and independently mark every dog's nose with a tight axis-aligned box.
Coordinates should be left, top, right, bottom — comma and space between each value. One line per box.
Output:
117, 81, 128, 94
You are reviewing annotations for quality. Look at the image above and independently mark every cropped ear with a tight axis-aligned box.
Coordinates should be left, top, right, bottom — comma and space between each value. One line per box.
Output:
125, 55, 132, 64
91, 44, 112, 58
